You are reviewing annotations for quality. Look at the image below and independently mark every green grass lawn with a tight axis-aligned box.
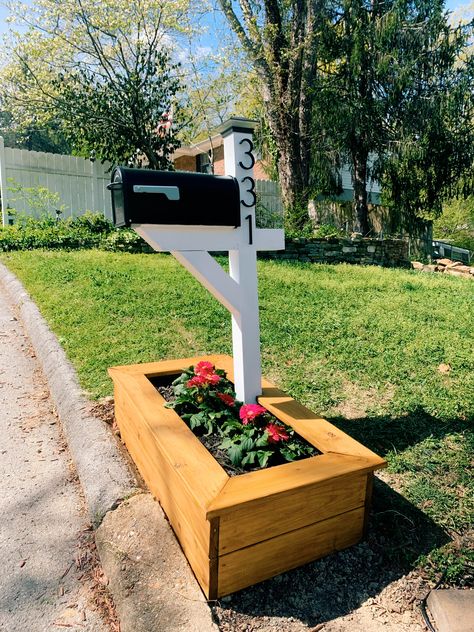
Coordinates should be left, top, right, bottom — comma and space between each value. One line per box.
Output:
2, 249, 473, 585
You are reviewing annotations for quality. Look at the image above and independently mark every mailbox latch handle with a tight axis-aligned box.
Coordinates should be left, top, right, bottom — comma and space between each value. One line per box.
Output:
132, 185, 180, 201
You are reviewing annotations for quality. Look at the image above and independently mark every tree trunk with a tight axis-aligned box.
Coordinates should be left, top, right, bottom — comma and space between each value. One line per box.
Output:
264, 84, 313, 231
352, 150, 370, 235
216, 0, 319, 230
276, 135, 309, 229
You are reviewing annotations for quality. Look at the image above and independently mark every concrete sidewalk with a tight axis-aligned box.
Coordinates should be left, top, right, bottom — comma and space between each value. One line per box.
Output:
0, 264, 218, 632
0, 281, 109, 631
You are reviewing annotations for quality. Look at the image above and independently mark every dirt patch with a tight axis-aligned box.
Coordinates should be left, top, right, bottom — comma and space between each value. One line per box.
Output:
333, 380, 395, 419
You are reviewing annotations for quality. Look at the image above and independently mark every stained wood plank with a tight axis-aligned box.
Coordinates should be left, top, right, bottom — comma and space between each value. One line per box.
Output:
217, 473, 367, 554
111, 369, 228, 508
207, 453, 378, 518
114, 392, 211, 552
109, 354, 231, 377
114, 392, 213, 595
217, 507, 365, 597
258, 386, 387, 465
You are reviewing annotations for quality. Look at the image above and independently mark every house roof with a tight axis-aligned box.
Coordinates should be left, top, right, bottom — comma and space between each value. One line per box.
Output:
173, 118, 258, 158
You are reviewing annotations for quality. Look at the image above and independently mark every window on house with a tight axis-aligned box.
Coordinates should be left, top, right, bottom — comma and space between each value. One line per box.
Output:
196, 152, 213, 174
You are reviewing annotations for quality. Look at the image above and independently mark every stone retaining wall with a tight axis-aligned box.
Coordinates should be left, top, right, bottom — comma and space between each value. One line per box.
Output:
260, 237, 410, 268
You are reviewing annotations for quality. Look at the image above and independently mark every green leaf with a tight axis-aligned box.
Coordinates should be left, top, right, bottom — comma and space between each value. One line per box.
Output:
219, 437, 234, 450
228, 444, 243, 467
189, 412, 205, 429
240, 435, 255, 451
257, 450, 270, 468
256, 432, 269, 447
241, 451, 257, 466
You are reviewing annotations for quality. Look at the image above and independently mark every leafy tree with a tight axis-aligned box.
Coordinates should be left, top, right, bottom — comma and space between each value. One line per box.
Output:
434, 196, 474, 251
216, 0, 329, 230
1, 0, 197, 166
0, 108, 70, 153
313, 0, 474, 235
53, 47, 183, 169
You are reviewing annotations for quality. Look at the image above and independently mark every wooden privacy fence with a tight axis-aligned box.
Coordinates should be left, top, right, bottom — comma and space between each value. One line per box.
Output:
0, 137, 113, 225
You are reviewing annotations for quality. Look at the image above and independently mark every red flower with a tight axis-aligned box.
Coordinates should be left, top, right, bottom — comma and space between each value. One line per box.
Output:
186, 375, 207, 388
217, 392, 235, 407
187, 362, 222, 387
195, 361, 215, 376
239, 403, 267, 425
190, 361, 221, 385
265, 423, 289, 443
206, 372, 221, 384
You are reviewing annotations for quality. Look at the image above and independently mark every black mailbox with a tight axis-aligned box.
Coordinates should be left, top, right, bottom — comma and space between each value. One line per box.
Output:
108, 167, 241, 228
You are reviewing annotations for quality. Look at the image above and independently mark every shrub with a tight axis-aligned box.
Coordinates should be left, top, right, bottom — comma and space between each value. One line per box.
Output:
99, 229, 153, 253
0, 212, 110, 251
313, 223, 343, 238
74, 211, 114, 234
0, 211, 153, 253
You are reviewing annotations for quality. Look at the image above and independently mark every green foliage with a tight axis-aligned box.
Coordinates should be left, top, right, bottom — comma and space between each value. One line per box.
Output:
54, 47, 184, 169
255, 200, 284, 230
166, 362, 315, 469
7, 179, 67, 218
72, 212, 114, 235
0, 212, 114, 251
0, 108, 70, 153
284, 203, 315, 238
434, 196, 474, 251
99, 229, 153, 253
313, 0, 474, 235
1, 0, 194, 165
313, 223, 342, 239
2, 182, 153, 252
0, 211, 154, 252
422, 542, 474, 586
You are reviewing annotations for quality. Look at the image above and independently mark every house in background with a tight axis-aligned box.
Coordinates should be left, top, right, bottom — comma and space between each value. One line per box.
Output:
172, 117, 385, 232
173, 117, 381, 204
173, 118, 270, 180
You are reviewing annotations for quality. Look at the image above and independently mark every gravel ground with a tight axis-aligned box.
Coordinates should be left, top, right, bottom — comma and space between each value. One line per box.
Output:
0, 284, 112, 632
211, 541, 428, 631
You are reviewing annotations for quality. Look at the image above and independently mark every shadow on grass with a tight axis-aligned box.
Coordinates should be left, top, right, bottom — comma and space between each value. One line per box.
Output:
327, 405, 472, 457
212, 408, 458, 628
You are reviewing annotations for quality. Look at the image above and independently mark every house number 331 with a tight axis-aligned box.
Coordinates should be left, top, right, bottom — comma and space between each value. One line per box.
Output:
239, 138, 256, 209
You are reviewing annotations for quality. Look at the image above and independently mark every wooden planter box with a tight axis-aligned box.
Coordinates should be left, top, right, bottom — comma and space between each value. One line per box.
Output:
109, 355, 386, 599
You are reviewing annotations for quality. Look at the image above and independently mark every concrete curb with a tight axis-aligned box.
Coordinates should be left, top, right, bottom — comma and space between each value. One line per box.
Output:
0, 263, 137, 526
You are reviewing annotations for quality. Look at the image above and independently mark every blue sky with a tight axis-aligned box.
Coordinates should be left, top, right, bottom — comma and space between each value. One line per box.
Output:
0, 1, 471, 37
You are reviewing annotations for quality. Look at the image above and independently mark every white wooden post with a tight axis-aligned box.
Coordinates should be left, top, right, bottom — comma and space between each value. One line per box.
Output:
222, 121, 261, 403
133, 118, 285, 403
0, 137, 8, 226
